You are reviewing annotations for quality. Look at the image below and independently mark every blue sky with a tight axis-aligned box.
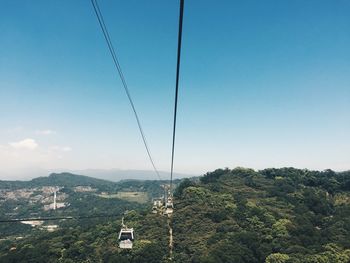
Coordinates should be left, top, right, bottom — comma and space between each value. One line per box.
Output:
0, 0, 349, 179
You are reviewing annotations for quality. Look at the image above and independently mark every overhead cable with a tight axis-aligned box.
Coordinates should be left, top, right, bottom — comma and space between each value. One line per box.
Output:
170, 0, 185, 194
91, 0, 161, 180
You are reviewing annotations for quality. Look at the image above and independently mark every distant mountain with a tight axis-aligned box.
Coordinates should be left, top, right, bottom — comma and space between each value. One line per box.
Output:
0, 168, 196, 182
0, 172, 116, 189
0, 172, 176, 197
31, 172, 114, 188
0, 169, 194, 189
66, 169, 195, 182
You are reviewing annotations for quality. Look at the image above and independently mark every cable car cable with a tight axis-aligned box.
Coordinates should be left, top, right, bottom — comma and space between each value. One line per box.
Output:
91, 0, 161, 180
170, 0, 185, 195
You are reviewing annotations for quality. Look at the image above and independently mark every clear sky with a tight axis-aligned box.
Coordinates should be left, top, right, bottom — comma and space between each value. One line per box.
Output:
0, 0, 349, 179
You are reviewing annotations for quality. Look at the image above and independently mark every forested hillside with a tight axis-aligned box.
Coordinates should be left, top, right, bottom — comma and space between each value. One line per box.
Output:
0, 210, 169, 263
172, 168, 350, 262
1, 168, 350, 262
0, 172, 171, 261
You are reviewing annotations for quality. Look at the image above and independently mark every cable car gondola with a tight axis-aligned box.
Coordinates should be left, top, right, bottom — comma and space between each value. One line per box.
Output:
118, 217, 134, 249
165, 196, 174, 215
152, 197, 164, 214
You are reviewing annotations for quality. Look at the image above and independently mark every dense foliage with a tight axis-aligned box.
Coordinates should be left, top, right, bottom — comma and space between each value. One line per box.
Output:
0, 211, 169, 263
173, 168, 350, 262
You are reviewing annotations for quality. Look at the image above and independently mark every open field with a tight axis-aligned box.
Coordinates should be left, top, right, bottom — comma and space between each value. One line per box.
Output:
97, 191, 149, 204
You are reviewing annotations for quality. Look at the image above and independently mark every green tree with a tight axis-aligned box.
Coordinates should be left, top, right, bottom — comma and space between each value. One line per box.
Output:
265, 253, 290, 263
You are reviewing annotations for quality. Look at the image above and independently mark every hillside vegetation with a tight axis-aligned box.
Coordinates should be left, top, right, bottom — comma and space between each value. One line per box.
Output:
1, 168, 350, 262
0, 211, 169, 263
172, 167, 350, 262
0, 173, 171, 262
0, 173, 169, 240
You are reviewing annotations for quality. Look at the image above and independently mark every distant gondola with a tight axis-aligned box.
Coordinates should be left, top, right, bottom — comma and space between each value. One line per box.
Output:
164, 196, 174, 215
152, 197, 164, 214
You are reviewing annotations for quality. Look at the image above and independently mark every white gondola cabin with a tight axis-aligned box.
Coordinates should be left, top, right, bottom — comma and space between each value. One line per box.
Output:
152, 197, 164, 214
164, 196, 174, 215
118, 218, 134, 249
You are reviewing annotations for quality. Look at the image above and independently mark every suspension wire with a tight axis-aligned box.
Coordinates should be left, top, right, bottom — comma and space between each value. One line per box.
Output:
91, 0, 161, 180
0, 213, 121, 223
170, 0, 185, 195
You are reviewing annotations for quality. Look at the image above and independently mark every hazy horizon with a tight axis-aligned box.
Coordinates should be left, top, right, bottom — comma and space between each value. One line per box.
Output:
1, 165, 348, 182
0, 167, 198, 181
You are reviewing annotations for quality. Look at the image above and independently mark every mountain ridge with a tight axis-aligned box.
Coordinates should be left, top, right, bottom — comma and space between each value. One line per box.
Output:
0, 172, 115, 189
